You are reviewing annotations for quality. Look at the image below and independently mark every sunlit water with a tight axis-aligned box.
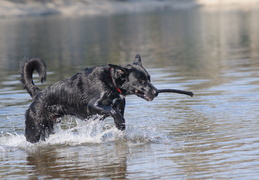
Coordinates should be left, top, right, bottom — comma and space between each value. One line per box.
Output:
1, 7, 259, 179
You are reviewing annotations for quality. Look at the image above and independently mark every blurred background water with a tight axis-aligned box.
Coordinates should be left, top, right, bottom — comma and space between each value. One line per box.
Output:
1, 5, 259, 179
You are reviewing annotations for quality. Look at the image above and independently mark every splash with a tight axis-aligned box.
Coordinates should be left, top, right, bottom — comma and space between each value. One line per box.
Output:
0, 132, 31, 154
0, 117, 163, 154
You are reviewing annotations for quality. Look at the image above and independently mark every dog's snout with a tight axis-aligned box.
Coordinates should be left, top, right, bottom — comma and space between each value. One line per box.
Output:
153, 89, 159, 97
144, 87, 158, 101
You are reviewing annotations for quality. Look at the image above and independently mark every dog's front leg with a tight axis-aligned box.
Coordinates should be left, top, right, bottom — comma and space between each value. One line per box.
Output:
112, 97, 126, 117
90, 102, 125, 131
111, 97, 126, 130
110, 108, 125, 131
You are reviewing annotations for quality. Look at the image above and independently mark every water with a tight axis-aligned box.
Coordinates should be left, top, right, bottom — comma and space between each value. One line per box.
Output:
1, 7, 259, 179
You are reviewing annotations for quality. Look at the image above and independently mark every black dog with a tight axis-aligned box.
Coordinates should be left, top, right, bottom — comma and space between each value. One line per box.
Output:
21, 54, 193, 143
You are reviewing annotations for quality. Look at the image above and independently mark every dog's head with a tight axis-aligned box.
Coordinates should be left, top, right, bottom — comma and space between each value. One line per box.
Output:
109, 54, 158, 101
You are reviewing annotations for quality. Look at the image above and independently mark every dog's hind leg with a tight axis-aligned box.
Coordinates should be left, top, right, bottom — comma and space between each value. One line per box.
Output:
25, 107, 54, 143
25, 111, 44, 143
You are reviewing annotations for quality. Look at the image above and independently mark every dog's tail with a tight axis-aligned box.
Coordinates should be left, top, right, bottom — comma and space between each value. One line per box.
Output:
20, 58, 46, 98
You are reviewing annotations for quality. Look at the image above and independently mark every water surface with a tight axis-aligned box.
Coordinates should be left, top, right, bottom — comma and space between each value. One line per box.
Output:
1, 8, 259, 179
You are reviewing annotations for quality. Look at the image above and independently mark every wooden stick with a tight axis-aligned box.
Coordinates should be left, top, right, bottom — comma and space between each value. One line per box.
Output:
158, 89, 194, 97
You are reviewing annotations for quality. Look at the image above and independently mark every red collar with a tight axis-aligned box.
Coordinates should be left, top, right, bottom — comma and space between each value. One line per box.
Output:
116, 87, 122, 94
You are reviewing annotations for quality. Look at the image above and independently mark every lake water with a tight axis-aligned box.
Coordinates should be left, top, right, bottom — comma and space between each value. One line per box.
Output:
1, 7, 259, 179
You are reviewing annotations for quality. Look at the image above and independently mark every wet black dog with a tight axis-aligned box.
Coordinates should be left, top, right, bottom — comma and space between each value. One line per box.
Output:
21, 54, 160, 143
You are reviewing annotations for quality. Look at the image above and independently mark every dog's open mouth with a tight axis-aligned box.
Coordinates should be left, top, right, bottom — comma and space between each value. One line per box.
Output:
134, 90, 154, 101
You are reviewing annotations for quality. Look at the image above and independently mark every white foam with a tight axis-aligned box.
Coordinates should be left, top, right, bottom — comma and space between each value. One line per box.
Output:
0, 132, 32, 154
0, 118, 164, 154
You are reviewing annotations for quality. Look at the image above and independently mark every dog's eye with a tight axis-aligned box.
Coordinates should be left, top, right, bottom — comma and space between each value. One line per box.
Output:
139, 79, 146, 84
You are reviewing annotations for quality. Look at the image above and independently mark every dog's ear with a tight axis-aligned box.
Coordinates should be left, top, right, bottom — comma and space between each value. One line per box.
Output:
108, 64, 129, 80
133, 54, 142, 66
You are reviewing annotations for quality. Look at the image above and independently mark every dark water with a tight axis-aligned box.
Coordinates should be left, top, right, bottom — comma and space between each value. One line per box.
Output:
1, 8, 259, 179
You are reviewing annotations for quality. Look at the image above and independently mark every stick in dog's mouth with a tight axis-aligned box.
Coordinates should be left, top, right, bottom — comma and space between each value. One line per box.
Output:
158, 89, 194, 97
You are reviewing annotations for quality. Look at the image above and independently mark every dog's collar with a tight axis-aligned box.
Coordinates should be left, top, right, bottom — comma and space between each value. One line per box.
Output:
116, 87, 122, 94
109, 68, 122, 94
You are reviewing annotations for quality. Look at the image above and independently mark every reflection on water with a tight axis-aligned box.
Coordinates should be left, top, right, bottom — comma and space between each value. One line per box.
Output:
1, 7, 259, 179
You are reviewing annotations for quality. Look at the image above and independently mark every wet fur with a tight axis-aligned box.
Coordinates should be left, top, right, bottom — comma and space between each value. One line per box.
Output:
21, 55, 159, 143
